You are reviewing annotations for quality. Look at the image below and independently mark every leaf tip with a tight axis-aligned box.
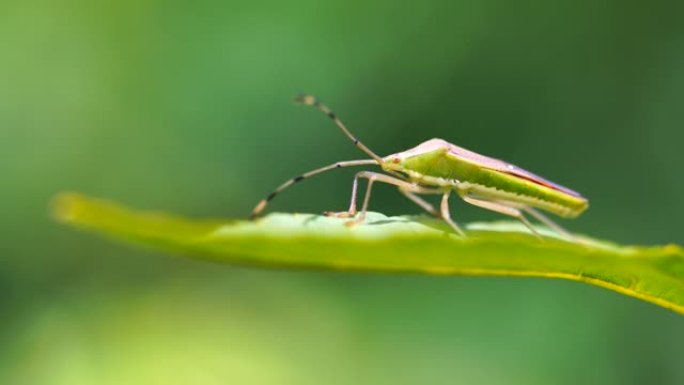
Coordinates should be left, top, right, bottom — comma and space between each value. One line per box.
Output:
663, 243, 683, 255
50, 192, 85, 224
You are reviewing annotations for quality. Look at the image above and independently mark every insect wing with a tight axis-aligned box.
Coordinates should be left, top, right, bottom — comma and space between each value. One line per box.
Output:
446, 143, 583, 198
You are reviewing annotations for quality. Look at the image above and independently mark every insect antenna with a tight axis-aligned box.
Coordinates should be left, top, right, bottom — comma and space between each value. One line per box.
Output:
295, 94, 385, 164
250, 159, 378, 219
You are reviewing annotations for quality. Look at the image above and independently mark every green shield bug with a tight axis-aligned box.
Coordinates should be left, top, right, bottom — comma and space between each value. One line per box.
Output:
251, 94, 588, 239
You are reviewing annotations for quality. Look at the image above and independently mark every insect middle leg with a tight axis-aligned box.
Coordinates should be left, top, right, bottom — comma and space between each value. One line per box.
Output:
399, 189, 439, 217
439, 190, 466, 236
460, 196, 541, 239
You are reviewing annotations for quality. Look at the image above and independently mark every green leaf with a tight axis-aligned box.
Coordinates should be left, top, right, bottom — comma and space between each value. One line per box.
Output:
52, 192, 684, 314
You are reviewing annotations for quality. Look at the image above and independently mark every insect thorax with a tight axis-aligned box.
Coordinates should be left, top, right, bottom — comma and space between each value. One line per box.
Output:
383, 147, 469, 185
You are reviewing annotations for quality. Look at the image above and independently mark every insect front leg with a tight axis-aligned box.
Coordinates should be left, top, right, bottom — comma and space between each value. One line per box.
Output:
331, 171, 439, 226
350, 172, 411, 224
324, 170, 414, 218
325, 175, 360, 218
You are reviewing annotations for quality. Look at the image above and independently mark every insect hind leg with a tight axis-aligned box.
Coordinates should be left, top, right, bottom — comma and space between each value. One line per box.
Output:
461, 196, 542, 239
522, 207, 574, 241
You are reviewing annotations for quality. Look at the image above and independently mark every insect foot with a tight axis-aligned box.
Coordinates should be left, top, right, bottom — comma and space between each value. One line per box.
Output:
324, 211, 356, 218
344, 220, 360, 228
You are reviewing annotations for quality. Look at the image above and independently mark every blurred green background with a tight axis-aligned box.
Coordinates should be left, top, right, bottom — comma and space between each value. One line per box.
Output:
2, 0, 683, 383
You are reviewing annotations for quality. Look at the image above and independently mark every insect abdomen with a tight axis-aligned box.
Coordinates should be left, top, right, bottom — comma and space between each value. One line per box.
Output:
456, 166, 588, 218
461, 181, 587, 218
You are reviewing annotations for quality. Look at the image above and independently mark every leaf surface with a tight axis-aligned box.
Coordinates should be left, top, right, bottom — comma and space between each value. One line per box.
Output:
52, 193, 684, 314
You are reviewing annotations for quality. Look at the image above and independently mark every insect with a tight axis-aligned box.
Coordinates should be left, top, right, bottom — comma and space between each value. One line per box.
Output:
250, 94, 588, 239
